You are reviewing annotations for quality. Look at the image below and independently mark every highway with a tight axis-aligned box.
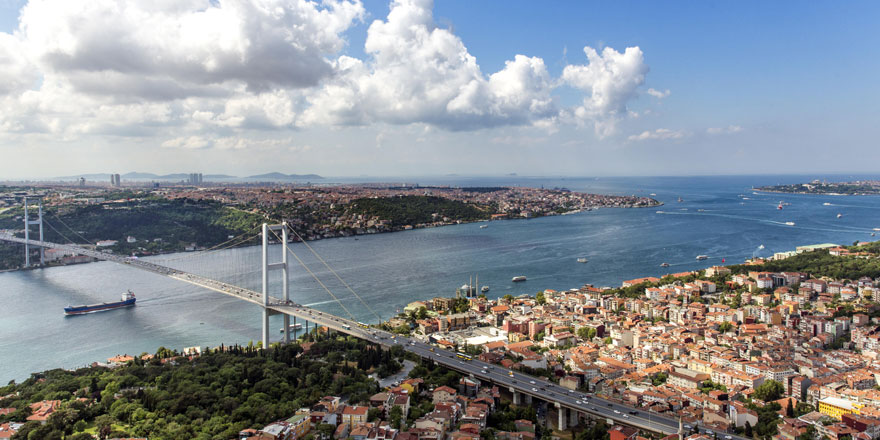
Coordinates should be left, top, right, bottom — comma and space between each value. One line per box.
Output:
270, 304, 744, 439
2, 233, 743, 437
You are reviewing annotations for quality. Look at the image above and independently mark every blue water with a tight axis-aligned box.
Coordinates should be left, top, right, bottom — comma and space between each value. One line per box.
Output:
2, 175, 879, 382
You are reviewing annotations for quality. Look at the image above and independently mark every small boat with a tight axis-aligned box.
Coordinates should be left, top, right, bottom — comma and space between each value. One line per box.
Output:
577, 258, 588, 263
481, 286, 490, 293
678, 197, 683, 203
280, 323, 303, 333
479, 225, 488, 229
837, 213, 843, 218
697, 209, 705, 212
874, 228, 880, 232
660, 262, 670, 267
65, 291, 136, 316
785, 221, 796, 226
512, 276, 527, 282
696, 255, 709, 260
742, 197, 750, 200
777, 203, 783, 210
823, 202, 832, 206
650, 193, 657, 196
873, 233, 876, 237
656, 210, 664, 214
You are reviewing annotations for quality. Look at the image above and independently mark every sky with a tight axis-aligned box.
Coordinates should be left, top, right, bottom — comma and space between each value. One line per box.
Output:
0, 0, 878, 179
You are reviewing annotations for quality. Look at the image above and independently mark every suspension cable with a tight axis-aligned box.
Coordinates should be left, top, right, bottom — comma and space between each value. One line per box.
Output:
269, 228, 358, 322
47, 212, 95, 245
159, 225, 263, 263
42, 220, 77, 245
286, 228, 383, 323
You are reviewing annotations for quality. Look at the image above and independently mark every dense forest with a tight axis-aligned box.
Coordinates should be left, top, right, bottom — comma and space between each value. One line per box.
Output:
349, 195, 492, 227
728, 247, 880, 280
0, 336, 404, 440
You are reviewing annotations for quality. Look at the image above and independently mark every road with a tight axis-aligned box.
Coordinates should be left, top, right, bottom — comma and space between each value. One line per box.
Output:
270, 304, 743, 439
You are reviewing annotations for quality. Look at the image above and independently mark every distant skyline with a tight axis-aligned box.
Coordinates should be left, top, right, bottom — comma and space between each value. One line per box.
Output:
0, 0, 878, 178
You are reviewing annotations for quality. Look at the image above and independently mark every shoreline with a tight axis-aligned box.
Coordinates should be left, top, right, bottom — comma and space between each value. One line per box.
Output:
752, 187, 880, 197
0, 201, 661, 274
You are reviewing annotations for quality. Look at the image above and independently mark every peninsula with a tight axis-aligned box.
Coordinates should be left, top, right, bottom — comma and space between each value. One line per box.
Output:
755, 180, 880, 196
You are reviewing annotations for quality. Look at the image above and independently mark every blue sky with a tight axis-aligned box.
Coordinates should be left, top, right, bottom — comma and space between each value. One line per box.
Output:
0, 0, 877, 178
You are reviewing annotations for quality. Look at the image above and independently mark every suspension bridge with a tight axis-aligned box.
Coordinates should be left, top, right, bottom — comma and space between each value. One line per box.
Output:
0, 199, 744, 437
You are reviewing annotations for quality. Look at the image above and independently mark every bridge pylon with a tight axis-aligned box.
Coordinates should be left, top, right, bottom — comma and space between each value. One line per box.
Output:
23, 197, 44, 268
262, 222, 290, 349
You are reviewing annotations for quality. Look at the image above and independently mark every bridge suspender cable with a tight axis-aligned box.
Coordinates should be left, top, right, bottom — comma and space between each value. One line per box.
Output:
47, 213, 96, 245
285, 228, 383, 324
269, 229, 359, 322
159, 224, 263, 263
41, 220, 77, 245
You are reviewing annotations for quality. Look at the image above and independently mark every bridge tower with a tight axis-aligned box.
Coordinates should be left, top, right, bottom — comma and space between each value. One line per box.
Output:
23, 197, 44, 267
261, 222, 290, 349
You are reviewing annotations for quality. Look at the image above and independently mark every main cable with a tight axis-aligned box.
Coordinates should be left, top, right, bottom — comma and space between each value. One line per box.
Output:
269, 228, 358, 322
286, 228, 382, 323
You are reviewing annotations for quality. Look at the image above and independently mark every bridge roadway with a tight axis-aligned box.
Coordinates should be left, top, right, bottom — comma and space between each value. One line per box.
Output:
271, 303, 745, 438
1, 234, 743, 437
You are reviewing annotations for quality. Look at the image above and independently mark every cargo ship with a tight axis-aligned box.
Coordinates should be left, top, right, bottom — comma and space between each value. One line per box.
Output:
64, 291, 136, 315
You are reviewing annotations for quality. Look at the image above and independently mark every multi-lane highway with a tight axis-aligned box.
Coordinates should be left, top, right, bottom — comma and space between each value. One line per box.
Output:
270, 303, 742, 438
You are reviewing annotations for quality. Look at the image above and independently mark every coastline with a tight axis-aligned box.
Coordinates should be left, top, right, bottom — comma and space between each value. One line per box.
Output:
0, 201, 661, 273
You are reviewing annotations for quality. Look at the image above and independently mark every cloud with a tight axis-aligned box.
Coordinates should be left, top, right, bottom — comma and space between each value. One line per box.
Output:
302, 0, 558, 130
0, 0, 657, 151
19, 0, 365, 99
627, 128, 689, 141
707, 125, 743, 135
646, 88, 670, 99
0, 33, 38, 96
305, 0, 644, 132
562, 46, 649, 137
161, 135, 212, 150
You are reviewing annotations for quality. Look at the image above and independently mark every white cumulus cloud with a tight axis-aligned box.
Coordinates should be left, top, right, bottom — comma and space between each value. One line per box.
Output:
303, 0, 558, 130
18, 0, 365, 99
628, 128, 689, 141
647, 88, 670, 99
0, 0, 663, 156
707, 125, 743, 135
562, 46, 649, 137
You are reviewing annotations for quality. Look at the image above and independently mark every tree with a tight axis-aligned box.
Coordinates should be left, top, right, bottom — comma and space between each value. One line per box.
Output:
786, 399, 794, 418
95, 414, 115, 440
719, 322, 733, 333
503, 294, 514, 303
753, 380, 784, 402
577, 327, 589, 340
416, 307, 428, 320
389, 406, 403, 430
368, 407, 382, 422
536, 291, 546, 305
317, 423, 336, 439
744, 421, 753, 438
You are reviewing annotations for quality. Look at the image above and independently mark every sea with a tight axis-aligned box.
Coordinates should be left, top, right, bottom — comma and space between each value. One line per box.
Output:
2, 174, 880, 383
